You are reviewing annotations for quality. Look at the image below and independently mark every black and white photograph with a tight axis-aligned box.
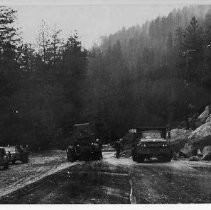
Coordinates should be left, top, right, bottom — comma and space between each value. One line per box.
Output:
0, 0, 211, 205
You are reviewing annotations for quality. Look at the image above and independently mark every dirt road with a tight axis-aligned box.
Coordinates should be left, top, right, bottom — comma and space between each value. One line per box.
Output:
105, 152, 211, 203
0, 151, 211, 204
0, 150, 81, 198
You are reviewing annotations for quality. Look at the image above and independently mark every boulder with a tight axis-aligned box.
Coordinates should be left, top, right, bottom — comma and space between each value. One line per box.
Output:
196, 148, 203, 156
198, 105, 210, 123
189, 156, 200, 161
188, 122, 211, 148
172, 152, 179, 160
202, 145, 211, 160
170, 128, 191, 152
179, 143, 196, 158
206, 114, 211, 123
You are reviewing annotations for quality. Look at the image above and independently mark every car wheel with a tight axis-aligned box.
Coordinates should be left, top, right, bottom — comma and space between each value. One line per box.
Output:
132, 150, 137, 161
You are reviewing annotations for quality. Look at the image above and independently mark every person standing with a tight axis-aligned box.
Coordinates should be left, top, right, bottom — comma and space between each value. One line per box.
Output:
96, 138, 103, 159
114, 140, 121, 158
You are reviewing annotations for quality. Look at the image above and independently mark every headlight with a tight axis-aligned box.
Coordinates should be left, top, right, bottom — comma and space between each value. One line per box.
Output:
162, 144, 167, 147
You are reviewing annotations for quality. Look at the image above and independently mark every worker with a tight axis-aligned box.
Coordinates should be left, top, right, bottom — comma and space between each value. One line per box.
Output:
96, 138, 103, 159
114, 140, 121, 158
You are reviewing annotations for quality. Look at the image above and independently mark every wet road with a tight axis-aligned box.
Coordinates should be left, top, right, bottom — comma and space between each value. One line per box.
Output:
1, 152, 211, 204
105, 152, 211, 203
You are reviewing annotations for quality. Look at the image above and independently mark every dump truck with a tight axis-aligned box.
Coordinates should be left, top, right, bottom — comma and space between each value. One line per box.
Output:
66, 123, 102, 162
131, 127, 172, 162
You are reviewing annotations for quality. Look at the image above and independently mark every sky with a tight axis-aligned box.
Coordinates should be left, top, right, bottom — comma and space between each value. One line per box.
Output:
2, 0, 211, 49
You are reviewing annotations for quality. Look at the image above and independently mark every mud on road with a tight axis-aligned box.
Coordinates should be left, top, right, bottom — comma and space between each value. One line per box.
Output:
0, 151, 211, 204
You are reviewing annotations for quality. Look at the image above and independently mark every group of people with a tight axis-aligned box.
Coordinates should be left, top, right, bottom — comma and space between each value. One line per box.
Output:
93, 138, 124, 159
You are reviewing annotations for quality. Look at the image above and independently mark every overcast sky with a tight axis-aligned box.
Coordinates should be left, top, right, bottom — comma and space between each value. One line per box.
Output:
2, 0, 210, 49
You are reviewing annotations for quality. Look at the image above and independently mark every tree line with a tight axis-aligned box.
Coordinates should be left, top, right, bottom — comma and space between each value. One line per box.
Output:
0, 6, 88, 149
1, 5, 211, 149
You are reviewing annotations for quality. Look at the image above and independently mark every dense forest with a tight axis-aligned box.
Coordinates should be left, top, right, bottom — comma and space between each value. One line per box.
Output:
1, 5, 211, 149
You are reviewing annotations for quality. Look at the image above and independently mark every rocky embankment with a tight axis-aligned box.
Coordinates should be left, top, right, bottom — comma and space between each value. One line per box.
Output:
121, 105, 211, 161
170, 105, 211, 161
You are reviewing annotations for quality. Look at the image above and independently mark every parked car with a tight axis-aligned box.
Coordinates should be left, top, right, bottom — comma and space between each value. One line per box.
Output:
0, 147, 9, 169
5, 145, 29, 164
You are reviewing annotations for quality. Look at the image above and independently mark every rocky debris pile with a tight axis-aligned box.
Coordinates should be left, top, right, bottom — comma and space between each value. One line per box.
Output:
202, 146, 211, 160
206, 114, 211, 123
121, 106, 211, 161
170, 105, 211, 161
177, 105, 211, 161
189, 156, 200, 161
198, 105, 211, 124
170, 128, 191, 152
189, 122, 211, 148
179, 143, 196, 158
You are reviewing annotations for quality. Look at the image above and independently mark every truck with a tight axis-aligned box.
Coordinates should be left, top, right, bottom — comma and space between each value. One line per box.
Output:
131, 127, 172, 162
4, 145, 29, 164
66, 123, 102, 162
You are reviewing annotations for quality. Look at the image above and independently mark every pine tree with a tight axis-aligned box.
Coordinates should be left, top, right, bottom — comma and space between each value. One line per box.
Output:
0, 6, 22, 145
0, 6, 20, 64
37, 20, 51, 64
183, 16, 204, 82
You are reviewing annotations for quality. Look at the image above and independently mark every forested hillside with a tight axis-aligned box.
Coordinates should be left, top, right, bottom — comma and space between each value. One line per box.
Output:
1, 5, 211, 149
88, 5, 211, 138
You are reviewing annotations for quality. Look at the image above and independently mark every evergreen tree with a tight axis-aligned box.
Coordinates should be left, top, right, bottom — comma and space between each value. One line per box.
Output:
183, 16, 204, 82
